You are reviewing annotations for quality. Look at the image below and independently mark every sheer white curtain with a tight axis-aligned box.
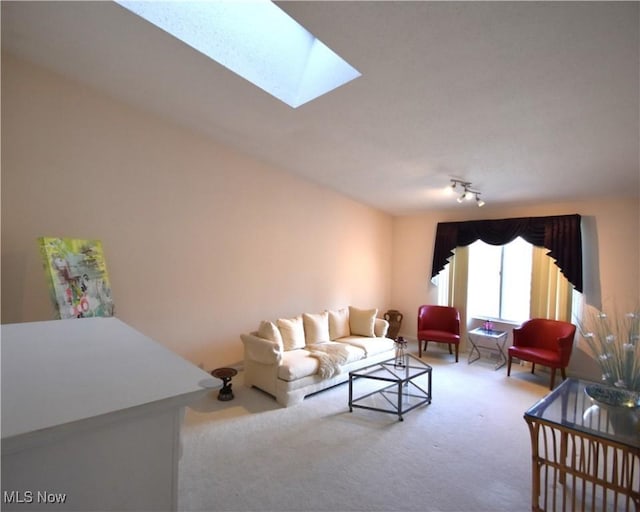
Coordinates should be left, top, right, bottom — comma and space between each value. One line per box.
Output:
433, 247, 469, 342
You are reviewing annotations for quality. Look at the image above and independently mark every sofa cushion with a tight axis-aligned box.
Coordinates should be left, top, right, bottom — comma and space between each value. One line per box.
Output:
278, 350, 318, 381
303, 312, 330, 345
277, 316, 306, 351
258, 321, 284, 351
328, 308, 350, 340
349, 307, 378, 337
277, 343, 366, 381
338, 336, 395, 357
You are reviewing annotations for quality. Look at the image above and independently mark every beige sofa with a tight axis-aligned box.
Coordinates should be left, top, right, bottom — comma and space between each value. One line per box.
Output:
240, 306, 396, 406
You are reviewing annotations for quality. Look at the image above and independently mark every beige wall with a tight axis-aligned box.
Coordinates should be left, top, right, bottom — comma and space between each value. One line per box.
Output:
3, 55, 638, 377
1, 55, 393, 369
391, 199, 640, 377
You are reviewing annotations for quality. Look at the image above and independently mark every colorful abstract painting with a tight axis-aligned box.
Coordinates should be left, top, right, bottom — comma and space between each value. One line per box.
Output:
39, 237, 114, 319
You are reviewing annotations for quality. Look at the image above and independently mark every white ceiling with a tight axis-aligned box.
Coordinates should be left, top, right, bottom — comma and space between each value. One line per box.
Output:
2, 1, 639, 215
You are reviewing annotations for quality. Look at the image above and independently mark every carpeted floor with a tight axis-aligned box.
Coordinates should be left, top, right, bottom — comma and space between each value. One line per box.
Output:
178, 349, 550, 512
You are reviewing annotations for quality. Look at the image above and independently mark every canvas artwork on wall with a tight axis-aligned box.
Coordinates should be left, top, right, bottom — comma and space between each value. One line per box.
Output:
39, 237, 114, 319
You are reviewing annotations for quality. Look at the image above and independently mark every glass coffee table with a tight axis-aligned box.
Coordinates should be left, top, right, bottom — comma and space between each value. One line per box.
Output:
348, 354, 432, 421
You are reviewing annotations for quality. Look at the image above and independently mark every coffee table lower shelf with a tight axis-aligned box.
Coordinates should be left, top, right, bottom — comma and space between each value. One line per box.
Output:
348, 355, 432, 421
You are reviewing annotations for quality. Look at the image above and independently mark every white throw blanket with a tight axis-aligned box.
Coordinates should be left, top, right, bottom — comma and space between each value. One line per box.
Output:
306, 343, 350, 380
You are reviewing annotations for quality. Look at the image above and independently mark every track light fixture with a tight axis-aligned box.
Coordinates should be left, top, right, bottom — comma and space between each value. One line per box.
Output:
450, 179, 485, 207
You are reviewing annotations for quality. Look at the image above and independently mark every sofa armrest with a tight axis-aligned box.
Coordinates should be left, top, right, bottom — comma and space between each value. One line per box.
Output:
240, 333, 283, 365
374, 318, 389, 338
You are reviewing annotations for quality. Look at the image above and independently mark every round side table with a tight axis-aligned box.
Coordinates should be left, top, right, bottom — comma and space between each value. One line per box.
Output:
211, 367, 238, 401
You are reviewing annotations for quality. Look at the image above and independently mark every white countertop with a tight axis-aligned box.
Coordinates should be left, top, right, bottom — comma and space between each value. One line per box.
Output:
1, 317, 213, 442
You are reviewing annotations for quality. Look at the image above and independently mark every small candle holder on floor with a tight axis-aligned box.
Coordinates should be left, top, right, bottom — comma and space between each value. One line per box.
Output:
211, 367, 238, 401
394, 336, 407, 368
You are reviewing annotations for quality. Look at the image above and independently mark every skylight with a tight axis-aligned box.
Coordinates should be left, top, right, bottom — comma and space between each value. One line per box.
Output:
115, 0, 361, 108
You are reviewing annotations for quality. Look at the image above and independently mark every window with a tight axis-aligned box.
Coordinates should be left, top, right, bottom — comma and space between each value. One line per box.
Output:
115, 0, 360, 108
467, 237, 532, 322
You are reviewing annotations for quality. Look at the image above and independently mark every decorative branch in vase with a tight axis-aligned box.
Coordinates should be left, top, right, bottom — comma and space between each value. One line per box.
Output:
577, 305, 640, 408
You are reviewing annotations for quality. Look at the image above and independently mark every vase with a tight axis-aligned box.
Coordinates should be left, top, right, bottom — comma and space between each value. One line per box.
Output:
384, 309, 403, 340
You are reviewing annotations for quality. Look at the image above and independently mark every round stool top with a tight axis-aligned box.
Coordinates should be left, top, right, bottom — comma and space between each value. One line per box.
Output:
211, 367, 238, 380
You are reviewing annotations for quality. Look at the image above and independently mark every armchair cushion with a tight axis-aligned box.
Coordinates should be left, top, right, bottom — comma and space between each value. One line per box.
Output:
416, 328, 459, 344
508, 346, 561, 366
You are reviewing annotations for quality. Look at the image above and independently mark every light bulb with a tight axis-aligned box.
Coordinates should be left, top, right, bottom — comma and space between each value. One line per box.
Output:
446, 182, 456, 195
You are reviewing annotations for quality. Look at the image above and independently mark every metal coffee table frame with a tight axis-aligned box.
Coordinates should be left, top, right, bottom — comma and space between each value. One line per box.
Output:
348, 354, 432, 421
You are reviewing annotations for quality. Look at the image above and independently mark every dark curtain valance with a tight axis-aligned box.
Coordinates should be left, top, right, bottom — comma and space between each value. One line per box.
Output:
431, 214, 583, 292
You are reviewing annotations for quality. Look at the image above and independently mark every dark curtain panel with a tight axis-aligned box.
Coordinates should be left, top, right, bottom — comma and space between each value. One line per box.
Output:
431, 214, 583, 292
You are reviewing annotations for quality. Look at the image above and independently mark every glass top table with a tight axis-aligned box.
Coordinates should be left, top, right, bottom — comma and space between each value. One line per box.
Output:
467, 327, 508, 370
524, 378, 639, 511
348, 354, 432, 421
525, 378, 639, 449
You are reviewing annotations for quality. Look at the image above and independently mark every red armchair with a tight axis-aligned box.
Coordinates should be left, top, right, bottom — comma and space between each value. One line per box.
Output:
507, 318, 576, 389
417, 305, 461, 362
